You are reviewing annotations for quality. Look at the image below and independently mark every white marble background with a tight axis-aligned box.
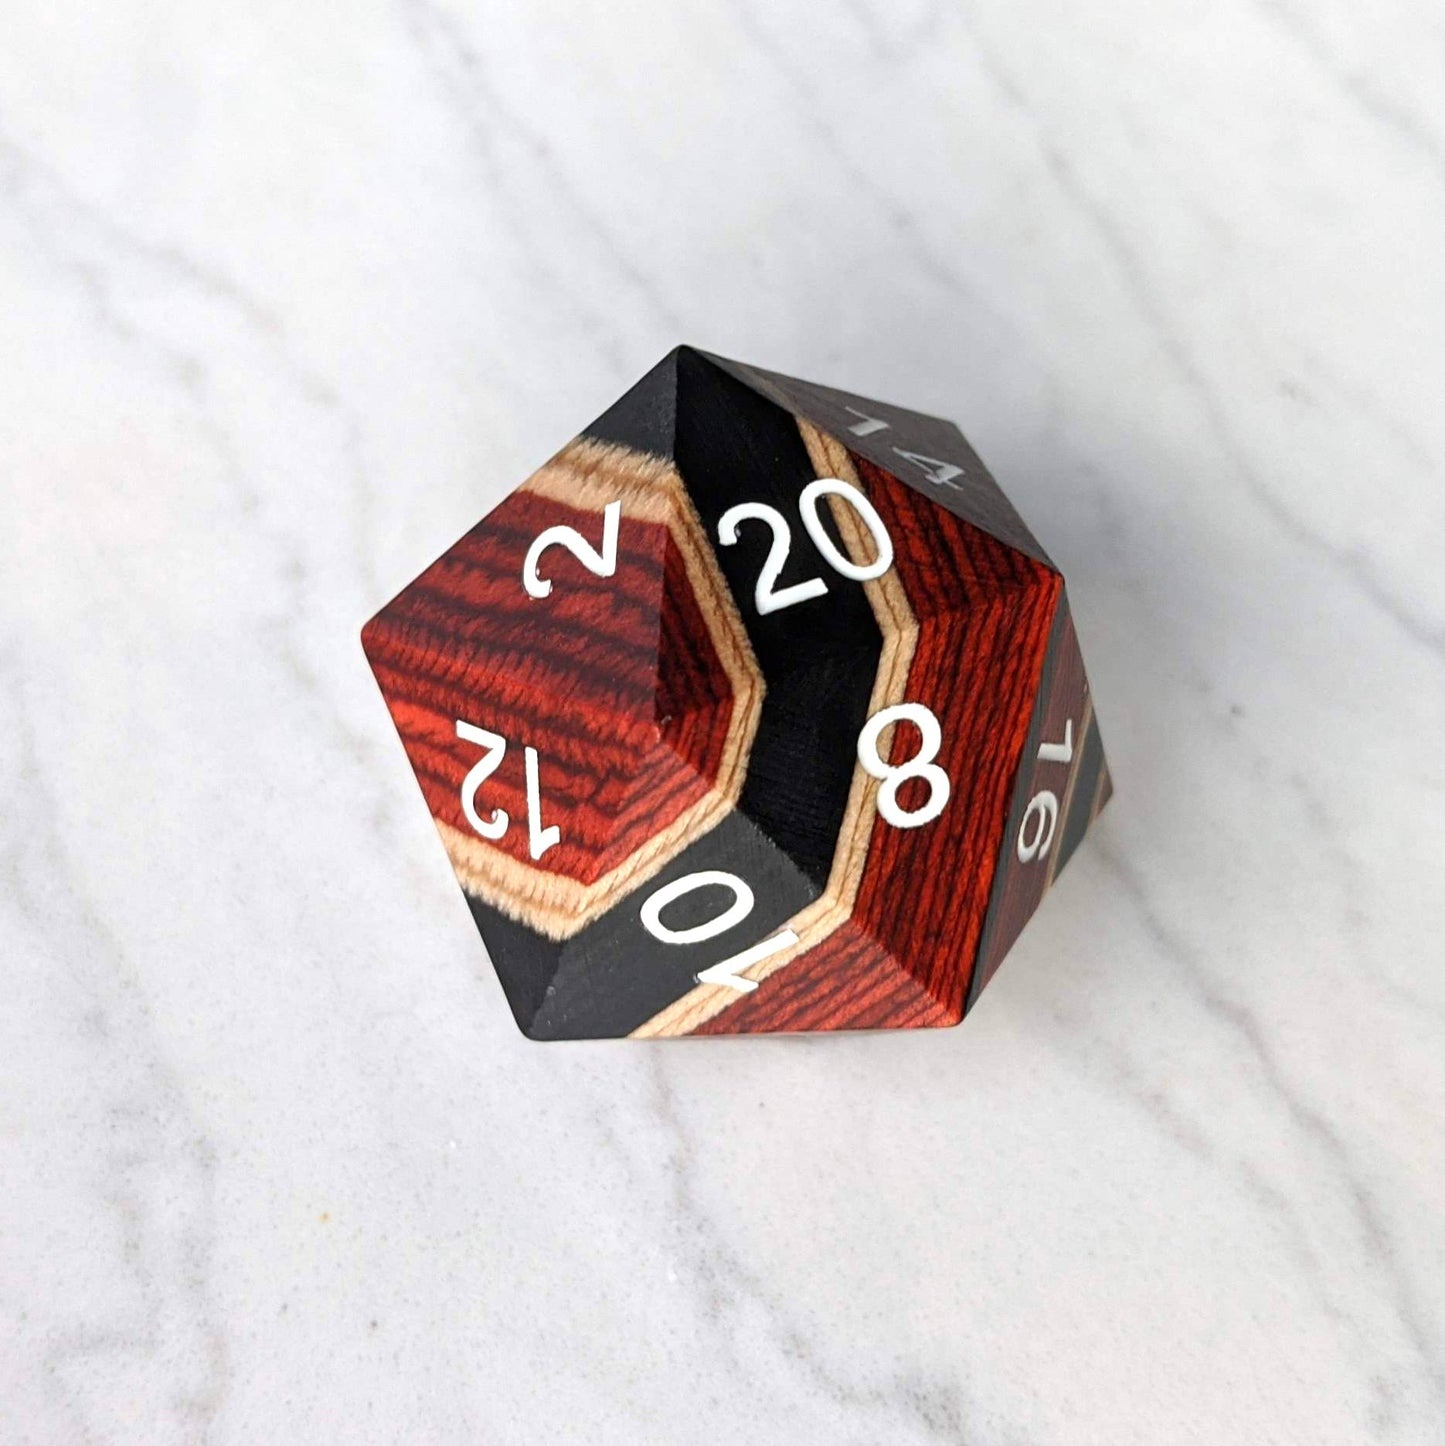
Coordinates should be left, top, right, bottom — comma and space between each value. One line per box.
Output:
2, 1, 1442, 1441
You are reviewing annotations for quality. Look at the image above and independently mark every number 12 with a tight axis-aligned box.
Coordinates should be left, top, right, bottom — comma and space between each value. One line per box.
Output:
456, 720, 560, 861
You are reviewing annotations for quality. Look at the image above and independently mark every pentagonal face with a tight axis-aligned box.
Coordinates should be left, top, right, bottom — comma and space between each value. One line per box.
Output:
670, 420, 1062, 1037
699, 351, 1053, 570
364, 347, 1110, 1039
670, 351, 885, 886
968, 591, 1113, 1009
361, 435, 764, 941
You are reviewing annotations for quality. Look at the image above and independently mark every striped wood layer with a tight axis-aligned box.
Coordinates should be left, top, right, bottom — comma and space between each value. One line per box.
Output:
637, 433, 1060, 1036
361, 439, 762, 940
968, 598, 1112, 1005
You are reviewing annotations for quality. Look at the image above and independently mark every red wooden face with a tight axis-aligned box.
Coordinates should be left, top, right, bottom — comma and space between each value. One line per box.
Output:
362, 348, 1111, 1039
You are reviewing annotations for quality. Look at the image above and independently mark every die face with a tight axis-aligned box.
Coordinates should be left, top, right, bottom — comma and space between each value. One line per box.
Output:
698, 351, 1054, 572
360, 436, 765, 939
363, 347, 1110, 1039
680, 432, 1061, 1037
967, 592, 1114, 1009
670, 353, 886, 889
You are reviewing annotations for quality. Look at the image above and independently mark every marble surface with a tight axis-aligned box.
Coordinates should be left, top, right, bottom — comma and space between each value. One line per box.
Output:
3, 1, 1443, 1441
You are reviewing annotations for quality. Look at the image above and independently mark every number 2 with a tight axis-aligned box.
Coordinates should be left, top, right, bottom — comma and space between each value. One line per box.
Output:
457, 722, 508, 839
523, 500, 621, 599
716, 503, 828, 615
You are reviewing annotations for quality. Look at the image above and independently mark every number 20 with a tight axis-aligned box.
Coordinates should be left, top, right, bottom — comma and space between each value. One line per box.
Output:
718, 479, 893, 615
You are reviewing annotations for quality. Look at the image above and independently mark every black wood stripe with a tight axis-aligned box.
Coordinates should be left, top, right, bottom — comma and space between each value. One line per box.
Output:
698, 348, 1054, 568
1054, 711, 1105, 875
470, 809, 817, 1039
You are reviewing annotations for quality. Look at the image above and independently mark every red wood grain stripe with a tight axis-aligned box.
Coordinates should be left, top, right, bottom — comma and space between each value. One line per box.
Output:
697, 454, 1058, 1034
362, 440, 761, 939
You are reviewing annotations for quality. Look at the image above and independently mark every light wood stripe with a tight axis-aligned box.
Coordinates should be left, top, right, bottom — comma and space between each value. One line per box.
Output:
440, 438, 764, 940
632, 422, 919, 1036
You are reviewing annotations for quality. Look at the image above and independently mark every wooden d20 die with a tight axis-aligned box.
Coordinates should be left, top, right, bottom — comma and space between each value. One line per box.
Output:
362, 347, 1111, 1039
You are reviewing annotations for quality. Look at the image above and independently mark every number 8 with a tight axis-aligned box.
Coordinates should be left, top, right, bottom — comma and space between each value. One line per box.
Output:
856, 702, 951, 829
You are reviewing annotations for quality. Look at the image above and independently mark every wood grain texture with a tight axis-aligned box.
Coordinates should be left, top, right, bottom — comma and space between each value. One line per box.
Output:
632, 422, 919, 1036
967, 594, 1111, 1008
363, 348, 1110, 1039
642, 432, 1060, 1036
700, 349, 1052, 567
361, 437, 762, 939
671, 349, 883, 888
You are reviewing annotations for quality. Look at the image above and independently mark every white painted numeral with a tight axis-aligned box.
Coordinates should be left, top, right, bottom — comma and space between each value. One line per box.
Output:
718, 478, 894, 616
640, 869, 754, 943
1017, 791, 1059, 862
844, 406, 890, 437
639, 868, 797, 992
799, 479, 894, 582
717, 502, 830, 615
1037, 719, 1074, 766
856, 702, 952, 829
696, 930, 799, 993
456, 721, 509, 839
1017, 718, 1075, 864
455, 720, 561, 856
524, 745, 560, 860
523, 499, 621, 599
893, 449, 963, 488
